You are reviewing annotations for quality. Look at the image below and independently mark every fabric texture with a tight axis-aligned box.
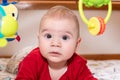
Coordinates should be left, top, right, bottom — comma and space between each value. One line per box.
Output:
6, 46, 35, 74
15, 47, 97, 80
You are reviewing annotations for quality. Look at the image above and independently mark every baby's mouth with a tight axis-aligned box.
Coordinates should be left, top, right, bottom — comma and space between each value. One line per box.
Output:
49, 52, 61, 56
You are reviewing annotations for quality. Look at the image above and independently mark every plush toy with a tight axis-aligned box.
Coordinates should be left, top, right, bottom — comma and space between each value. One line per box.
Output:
78, 0, 112, 36
0, 0, 20, 47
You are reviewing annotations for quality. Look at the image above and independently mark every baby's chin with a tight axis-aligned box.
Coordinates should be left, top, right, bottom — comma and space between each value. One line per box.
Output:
46, 56, 67, 64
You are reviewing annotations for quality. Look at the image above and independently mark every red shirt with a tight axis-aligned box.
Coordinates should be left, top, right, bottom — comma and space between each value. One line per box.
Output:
15, 47, 97, 80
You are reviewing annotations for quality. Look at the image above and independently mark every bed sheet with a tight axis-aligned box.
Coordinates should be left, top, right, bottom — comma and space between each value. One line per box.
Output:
0, 58, 16, 80
0, 58, 120, 80
88, 60, 120, 80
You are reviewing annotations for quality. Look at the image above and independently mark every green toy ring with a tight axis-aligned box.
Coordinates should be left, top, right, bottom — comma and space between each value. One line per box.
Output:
78, 0, 112, 24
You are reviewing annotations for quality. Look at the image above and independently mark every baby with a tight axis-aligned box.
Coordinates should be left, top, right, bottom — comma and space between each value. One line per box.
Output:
15, 5, 97, 80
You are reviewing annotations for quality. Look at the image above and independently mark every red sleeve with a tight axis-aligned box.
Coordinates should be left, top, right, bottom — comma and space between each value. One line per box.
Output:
69, 54, 98, 80
15, 59, 38, 80
15, 54, 39, 79
60, 53, 98, 80
78, 64, 98, 80
15, 48, 42, 80
76, 55, 98, 80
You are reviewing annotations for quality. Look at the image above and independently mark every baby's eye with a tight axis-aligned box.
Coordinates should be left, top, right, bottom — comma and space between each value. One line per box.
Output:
45, 34, 52, 39
62, 35, 69, 40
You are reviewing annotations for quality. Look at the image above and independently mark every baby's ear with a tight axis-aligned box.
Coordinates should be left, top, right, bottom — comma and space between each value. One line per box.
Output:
37, 33, 40, 39
75, 37, 81, 52
37, 33, 40, 43
77, 37, 81, 45
37, 32, 39, 39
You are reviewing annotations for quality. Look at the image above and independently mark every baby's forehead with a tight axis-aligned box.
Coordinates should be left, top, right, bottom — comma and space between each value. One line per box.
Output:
40, 16, 79, 32
41, 15, 77, 26
41, 17, 77, 28
40, 18, 79, 36
39, 6, 80, 37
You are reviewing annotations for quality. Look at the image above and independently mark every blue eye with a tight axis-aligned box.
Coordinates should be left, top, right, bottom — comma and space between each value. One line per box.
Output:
62, 35, 69, 40
45, 34, 52, 39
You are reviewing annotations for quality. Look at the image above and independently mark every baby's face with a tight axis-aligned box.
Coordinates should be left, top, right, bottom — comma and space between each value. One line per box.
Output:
38, 18, 80, 63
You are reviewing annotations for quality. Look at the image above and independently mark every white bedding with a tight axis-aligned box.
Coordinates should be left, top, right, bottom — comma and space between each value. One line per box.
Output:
0, 58, 120, 80
88, 60, 120, 80
0, 58, 16, 80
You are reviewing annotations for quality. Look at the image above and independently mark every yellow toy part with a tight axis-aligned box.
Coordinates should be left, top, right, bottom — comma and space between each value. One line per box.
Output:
0, 0, 20, 47
0, 15, 19, 47
88, 17, 106, 35
78, 0, 112, 36
1, 15, 18, 36
0, 38, 7, 47
88, 17, 101, 35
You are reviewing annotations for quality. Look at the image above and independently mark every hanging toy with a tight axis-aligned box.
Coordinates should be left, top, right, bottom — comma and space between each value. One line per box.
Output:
0, 0, 20, 47
78, 0, 112, 36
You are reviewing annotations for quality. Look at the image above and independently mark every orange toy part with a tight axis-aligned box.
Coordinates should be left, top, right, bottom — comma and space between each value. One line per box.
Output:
97, 17, 106, 35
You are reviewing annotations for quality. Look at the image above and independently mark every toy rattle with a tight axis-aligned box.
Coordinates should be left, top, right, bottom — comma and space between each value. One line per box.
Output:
0, 0, 20, 47
78, 0, 112, 36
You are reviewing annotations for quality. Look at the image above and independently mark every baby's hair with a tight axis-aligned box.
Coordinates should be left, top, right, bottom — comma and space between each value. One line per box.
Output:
40, 5, 80, 37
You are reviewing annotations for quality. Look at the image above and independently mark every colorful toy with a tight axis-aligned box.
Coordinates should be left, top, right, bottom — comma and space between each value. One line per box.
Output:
78, 0, 112, 36
0, 0, 20, 47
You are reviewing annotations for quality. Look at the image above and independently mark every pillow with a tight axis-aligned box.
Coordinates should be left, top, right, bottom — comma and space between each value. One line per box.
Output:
6, 46, 36, 74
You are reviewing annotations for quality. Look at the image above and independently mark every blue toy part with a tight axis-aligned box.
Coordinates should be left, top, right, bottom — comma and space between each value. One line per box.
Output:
6, 33, 20, 42
0, 32, 4, 38
1, 0, 9, 6
0, 6, 6, 16
0, 6, 6, 27
0, 0, 20, 47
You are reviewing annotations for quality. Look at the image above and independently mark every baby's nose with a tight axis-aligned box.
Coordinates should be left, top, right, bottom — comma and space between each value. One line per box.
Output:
51, 38, 61, 47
